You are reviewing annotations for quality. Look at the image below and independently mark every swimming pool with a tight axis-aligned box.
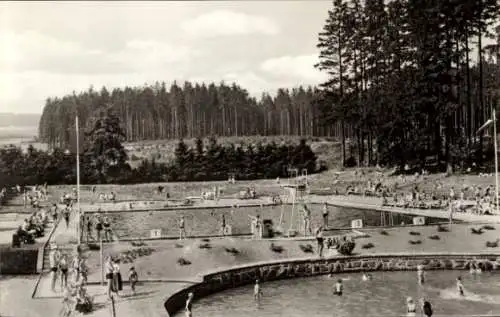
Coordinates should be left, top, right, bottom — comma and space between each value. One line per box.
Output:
177, 270, 500, 317
102, 204, 446, 239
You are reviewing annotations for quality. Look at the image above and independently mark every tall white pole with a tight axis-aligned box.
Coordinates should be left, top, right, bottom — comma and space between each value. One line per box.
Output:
76, 116, 81, 245
494, 109, 499, 215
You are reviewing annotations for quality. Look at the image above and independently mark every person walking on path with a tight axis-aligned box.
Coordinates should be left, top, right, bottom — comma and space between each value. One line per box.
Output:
63, 206, 71, 229
253, 280, 263, 301
104, 256, 114, 299
112, 259, 123, 297
49, 244, 61, 292
129, 267, 138, 295
59, 253, 69, 289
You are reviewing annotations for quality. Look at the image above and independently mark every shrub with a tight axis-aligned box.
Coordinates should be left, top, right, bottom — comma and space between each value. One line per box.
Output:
198, 243, 212, 249
437, 225, 449, 232
201, 238, 210, 242
428, 235, 440, 240
175, 243, 184, 248
361, 243, 375, 249
299, 244, 314, 253
409, 231, 421, 236
482, 225, 495, 230
337, 240, 356, 256
344, 156, 357, 167
485, 240, 499, 248
270, 243, 284, 253
380, 230, 389, 236
224, 247, 239, 254
471, 228, 483, 235
409, 240, 422, 245
177, 257, 191, 266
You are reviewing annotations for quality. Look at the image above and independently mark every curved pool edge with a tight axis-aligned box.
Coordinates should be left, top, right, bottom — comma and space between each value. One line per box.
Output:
163, 253, 500, 316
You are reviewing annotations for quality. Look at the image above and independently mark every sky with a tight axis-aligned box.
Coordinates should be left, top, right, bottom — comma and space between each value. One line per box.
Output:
0, 1, 333, 114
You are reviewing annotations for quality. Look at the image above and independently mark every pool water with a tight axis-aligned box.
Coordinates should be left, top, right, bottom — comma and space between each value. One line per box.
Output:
179, 271, 500, 317
104, 205, 445, 239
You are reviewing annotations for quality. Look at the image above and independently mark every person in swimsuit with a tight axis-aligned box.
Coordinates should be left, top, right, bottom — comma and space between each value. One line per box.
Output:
315, 226, 324, 257
179, 216, 186, 240
59, 253, 69, 289
185, 292, 194, 317
406, 297, 416, 316
417, 265, 425, 285
333, 279, 343, 296
362, 272, 372, 281
322, 203, 329, 228
421, 298, 433, 317
63, 206, 70, 229
221, 214, 226, 236
457, 276, 465, 296
254, 280, 262, 301
95, 216, 103, 241
49, 244, 61, 292
105, 256, 114, 298
103, 217, 111, 242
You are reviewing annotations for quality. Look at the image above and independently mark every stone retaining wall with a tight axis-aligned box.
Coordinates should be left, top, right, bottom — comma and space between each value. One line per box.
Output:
0, 247, 39, 274
164, 253, 500, 316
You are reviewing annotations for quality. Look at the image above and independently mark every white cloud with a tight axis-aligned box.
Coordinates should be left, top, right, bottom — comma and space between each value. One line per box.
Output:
181, 10, 279, 38
260, 54, 328, 83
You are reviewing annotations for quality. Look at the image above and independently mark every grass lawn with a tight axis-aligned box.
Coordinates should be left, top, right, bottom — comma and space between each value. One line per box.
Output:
82, 223, 500, 283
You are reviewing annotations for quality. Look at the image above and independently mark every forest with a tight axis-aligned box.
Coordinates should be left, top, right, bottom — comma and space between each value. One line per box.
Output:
1, 111, 319, 187
36, 0, 500, 172
315, 0, 500, 169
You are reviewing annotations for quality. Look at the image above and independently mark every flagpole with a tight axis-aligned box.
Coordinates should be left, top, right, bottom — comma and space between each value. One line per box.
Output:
76, 116, 81, 245
494, 109, 499, 215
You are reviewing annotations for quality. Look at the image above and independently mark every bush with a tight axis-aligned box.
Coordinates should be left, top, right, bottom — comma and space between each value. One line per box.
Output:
485, 240, 499, 248
175, 243, 183, 248
361, 243, 375, 249
428, 235, 440, 240
177, 257, 191, 266
380, 230, 389, 236
437, 225, 449, 232
270, 243, 284, 253
482, 225, 495, 230
344, 156, 357, 168
409, 231, 421, 236
409, 240, 422, 245
299, 244, 314, 253
337, 240, 356, 256
224, 247, 239, 254
471, 228, 483, 235
198, 243, 212, 249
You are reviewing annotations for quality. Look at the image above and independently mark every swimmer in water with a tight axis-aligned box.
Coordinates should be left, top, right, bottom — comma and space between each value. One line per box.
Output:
254, 280, 262, 301
333, 279, 343, 296
456, 276, 465, 296
406, 297, 416, 316
417, 265, 425, 285
362, 272, 372, 281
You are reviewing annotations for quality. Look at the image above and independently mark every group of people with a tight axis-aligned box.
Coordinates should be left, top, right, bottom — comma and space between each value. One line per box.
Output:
104, 256, 139, 298
14, 208, 50, 246
83, 213, 114, 242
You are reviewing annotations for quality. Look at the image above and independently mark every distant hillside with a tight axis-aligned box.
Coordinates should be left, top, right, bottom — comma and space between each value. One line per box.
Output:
0, 113, 40, 127
0, 113, 40, 142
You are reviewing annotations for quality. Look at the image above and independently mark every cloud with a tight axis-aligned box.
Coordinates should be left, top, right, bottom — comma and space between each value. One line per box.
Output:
260, 54, 328, 83
0, 31, 199, 74
181, 10, 279, 38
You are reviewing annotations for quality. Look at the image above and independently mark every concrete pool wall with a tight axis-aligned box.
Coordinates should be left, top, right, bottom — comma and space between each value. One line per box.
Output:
163, 253, 500, 316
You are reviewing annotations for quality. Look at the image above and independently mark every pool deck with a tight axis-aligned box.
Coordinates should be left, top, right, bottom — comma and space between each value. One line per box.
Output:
2, 193, 500, 317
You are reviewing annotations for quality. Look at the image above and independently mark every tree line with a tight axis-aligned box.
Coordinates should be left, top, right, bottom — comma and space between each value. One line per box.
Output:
2, 111, 319, 187
316, 0, 500, 170
38, 82, 338, 149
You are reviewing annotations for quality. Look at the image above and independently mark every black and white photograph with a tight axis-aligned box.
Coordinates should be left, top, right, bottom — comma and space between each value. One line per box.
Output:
0, 1, 500, 316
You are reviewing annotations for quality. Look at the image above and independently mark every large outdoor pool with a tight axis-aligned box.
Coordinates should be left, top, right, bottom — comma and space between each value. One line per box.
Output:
176, 271, 500, 317
102, 204, 446, 239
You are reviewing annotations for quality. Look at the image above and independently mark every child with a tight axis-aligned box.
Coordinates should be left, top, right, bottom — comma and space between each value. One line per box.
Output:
129, 267, 138, 295
333, 279, 343, 296
457, 276, 465, 296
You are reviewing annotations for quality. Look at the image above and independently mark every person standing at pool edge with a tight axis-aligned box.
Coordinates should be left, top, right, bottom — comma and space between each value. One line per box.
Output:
179, 216, 186, 240
417, 265, 425, 285
322, 202, 329, 228
456, 276, 465, 296
254, 279, 263, 301
315, 226, 324, 257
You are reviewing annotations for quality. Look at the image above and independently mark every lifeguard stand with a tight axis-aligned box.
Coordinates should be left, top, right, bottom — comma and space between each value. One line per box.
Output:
278, 168, 309, 237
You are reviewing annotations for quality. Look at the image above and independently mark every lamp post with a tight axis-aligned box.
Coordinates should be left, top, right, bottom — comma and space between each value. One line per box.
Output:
477, 109, 499, 215
76, 116, 81, 245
